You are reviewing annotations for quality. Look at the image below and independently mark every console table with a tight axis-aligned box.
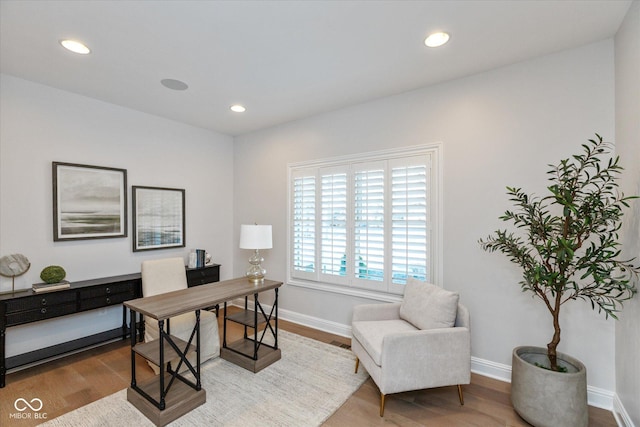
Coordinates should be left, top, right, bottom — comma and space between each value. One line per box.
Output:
0, 264, 220, 388
125, 277, 282, 426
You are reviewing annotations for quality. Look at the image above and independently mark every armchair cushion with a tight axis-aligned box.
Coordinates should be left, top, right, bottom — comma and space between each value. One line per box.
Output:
351, 319, 417, 366
352, 302, 401, 322
400, 278, 459, 330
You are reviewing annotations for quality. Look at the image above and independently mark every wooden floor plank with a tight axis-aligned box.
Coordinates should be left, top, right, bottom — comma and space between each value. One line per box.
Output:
0, 306, 616, 426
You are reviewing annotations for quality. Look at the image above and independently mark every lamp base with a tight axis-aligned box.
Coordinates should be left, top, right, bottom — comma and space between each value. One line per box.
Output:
247, 275, 265, 285
246, 249, 266, 285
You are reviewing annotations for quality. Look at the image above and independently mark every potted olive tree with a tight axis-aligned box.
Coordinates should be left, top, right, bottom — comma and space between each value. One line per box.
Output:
479, 135, 639, 427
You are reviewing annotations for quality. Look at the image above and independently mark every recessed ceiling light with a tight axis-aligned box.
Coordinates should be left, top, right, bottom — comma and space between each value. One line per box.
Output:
161, 78, 189, 91
424, 32, 450, 48
60, 39, 91, 54
230, 105, 246, 113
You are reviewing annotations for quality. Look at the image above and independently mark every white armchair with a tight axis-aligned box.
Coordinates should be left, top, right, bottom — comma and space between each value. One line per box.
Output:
141, 257, 220, 373
351, 278, 470, 416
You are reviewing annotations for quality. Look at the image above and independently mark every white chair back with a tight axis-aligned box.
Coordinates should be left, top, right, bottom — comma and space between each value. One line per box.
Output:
141, 257, 188, 297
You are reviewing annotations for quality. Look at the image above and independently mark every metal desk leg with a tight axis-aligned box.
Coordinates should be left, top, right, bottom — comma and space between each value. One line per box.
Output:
223, 302, 227, 347
274, 288, 279, 349
129, 308, 137, 388
254, 293, 259, 360
158, 319, 166, 410
196, 309, 201, 390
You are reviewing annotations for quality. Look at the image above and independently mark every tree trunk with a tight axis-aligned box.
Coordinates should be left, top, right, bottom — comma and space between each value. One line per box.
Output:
547, 301, 562, 371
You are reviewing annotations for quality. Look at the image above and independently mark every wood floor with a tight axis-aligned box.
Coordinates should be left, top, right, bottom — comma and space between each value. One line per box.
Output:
0, 307, 617, 427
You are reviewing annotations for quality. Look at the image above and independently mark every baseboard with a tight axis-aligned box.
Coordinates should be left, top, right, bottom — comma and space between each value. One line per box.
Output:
613, 394, 635, 427
471, 356, 511, 382
587, 386, 616, 411
229, 298, 351, 337
234, 301, 619, 414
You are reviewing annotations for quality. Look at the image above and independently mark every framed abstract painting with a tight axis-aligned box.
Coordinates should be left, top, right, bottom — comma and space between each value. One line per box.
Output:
53, 162, 127, 241
132, 186, 185, 251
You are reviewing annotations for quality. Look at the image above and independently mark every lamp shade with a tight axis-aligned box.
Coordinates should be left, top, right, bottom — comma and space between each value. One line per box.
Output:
239, 224, 273, 250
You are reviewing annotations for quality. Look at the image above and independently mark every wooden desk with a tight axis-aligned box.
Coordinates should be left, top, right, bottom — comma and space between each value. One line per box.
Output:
124, 277, 282, 426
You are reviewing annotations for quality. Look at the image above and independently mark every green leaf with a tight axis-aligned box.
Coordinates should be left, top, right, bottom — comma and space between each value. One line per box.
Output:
479, 133, 640, 349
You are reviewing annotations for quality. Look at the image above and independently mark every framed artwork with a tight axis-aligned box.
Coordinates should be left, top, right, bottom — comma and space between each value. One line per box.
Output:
132, 186, 185, 252
53, 162, 127, 241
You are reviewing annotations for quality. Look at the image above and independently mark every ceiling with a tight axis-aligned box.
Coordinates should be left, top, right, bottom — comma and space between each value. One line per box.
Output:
0, 0, 631, 136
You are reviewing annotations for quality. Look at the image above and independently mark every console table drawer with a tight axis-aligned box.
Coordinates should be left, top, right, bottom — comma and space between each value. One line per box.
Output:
79, 282, 135, 299
186, 265, 220, 286
5, 292, 76, 314
6, 302, 77, 326
80, 291, 135, 311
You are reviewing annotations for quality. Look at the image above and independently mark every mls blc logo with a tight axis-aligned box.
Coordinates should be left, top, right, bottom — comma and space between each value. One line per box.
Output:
14, 398, 43, 411
10, 397, 47, 419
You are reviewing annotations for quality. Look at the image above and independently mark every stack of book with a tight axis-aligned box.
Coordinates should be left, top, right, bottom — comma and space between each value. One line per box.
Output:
188, 249, 208, 268
33, 280, 71, 293
195, 249, 206, 268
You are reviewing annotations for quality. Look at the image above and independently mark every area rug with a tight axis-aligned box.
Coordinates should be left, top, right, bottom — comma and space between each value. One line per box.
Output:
40, 330, 368, 426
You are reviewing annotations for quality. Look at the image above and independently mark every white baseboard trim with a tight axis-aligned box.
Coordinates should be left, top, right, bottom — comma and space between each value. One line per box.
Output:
587, 386, 616, 411
232, 302, 620, 415
613, 394, 635, 427
278, 307, 353, 337
471, 356, 511, 382
230, 298, 352, 337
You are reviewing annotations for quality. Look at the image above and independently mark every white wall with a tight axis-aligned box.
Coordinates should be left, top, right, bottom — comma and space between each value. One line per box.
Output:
615, 1, 640, 425
0, 75, 235, 356
233, 40, 618, 395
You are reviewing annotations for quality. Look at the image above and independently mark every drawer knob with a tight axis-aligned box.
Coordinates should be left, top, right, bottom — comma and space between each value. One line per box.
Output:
41, 308, 47, 314
41, 299, 47, 306
106, 297, 111, 304
106, 287, 111, 294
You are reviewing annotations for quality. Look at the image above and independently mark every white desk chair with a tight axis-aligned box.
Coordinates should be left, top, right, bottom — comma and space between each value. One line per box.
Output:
141, 257, 220, 373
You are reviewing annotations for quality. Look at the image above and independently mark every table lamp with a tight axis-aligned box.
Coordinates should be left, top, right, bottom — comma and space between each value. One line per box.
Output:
239, 224, 272, 284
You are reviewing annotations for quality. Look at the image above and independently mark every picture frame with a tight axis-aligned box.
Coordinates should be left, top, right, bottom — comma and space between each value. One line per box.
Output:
53, 162, 127, 241
132, 186, 185, 252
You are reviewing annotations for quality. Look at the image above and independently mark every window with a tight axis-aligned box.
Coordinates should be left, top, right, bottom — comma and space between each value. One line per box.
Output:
288, 144, 441, 297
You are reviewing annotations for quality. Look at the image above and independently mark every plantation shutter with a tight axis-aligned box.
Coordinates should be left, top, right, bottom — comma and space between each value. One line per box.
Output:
390, 156, 429, 287
291, 172, 316, 279
320, 168, 348, 283
288, 146, 439, 296
353, 162, 385, 283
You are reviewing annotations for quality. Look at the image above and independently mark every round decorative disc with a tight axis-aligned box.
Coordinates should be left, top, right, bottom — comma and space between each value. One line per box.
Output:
0, 253, 31, 277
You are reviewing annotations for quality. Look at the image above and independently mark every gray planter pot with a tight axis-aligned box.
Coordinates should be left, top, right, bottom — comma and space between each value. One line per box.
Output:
511, 346, 588, 427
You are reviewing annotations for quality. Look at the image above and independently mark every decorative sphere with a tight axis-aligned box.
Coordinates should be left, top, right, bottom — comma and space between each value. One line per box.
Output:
40, 265, 66, 284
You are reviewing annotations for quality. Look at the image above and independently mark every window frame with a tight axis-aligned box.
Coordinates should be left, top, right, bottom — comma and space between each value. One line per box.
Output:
287, 143, 443, 301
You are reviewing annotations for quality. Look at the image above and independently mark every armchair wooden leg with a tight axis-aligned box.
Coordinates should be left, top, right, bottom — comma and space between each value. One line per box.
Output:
380, 393, 386, 417
355, 357, 359, 374
457, 384, 464, 405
